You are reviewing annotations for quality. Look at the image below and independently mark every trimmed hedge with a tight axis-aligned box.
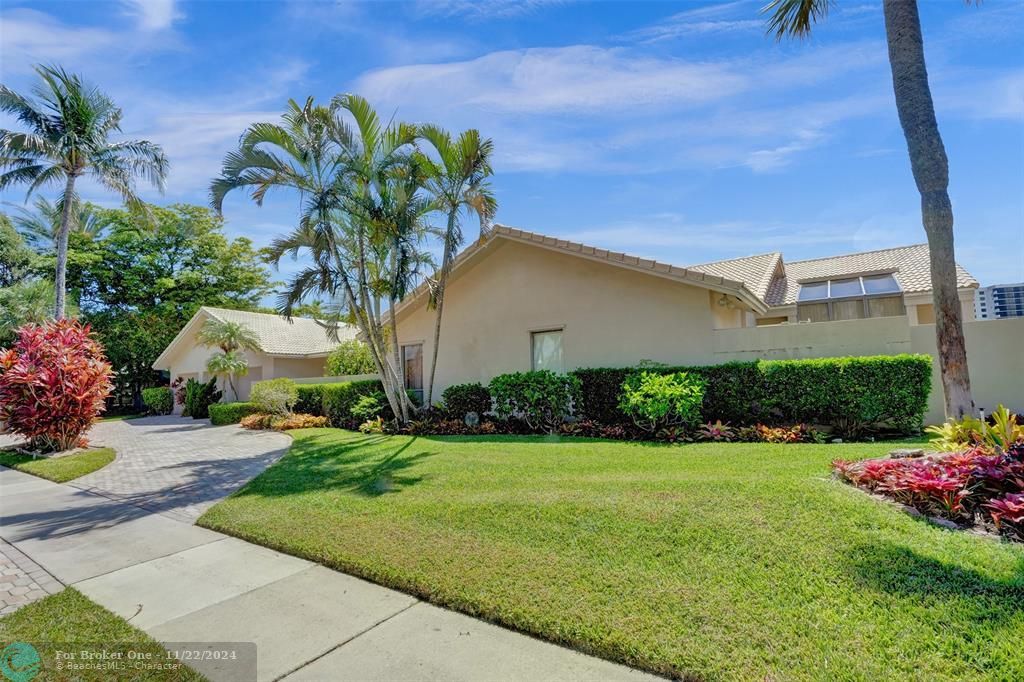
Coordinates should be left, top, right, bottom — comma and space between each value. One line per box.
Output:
442, 382, 492, 418
209, 402, 260, 426
572, 355, 931, 436
141, 387, 173, 415
321, 380, 387, 427
295, 384, 328, 416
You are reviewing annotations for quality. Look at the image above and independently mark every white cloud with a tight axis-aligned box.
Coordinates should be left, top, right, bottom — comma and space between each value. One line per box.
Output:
627, 1, 762, 43
356, 46, 748, 116
353, 41, 891, 173
120, 0, 182, 31
0, 9, 118, 71
413, 0, 566, 20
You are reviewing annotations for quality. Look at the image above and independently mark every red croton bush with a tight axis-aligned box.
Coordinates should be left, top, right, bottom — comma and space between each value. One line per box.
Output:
0, 319, 114, 452
834, 441, 1024, 540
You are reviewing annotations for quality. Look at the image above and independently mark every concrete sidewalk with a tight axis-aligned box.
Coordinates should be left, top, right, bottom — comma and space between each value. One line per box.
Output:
0, 466, 657, 682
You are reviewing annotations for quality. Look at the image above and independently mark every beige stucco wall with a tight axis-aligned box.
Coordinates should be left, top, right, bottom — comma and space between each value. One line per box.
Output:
714, 317, 1023, 424
396, 238, 719, 400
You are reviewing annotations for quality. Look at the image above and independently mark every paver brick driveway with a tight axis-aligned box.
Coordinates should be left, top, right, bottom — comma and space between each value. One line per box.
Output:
72, 416, 291, 522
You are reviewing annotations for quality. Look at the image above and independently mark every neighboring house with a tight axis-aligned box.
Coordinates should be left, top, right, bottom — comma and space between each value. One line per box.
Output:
152, 307, 354, 404
394, 225, 1021, 424
975, 283, 1024, 320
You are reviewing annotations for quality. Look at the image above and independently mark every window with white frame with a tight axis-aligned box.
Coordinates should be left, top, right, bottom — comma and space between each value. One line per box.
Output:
796, 274, 905, 322
531, 329, 563, 373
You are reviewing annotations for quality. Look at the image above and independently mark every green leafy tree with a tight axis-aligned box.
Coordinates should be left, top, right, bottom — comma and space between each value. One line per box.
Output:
325, 339, 376, 376
418, 125, 497, 407
763, 0, 975, 418
0, 214, 33, 287
48, 203, 273, 407
0, 65, 167, 318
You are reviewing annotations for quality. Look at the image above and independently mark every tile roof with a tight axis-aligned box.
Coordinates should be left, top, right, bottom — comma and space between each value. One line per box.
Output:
202, 307, 355, 356
758, 243, 978, 307
686, 252, 783, 301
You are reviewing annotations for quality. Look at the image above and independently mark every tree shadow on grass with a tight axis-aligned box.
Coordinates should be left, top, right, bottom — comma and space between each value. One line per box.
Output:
846, 541, 1024, 624
236, 433, 436, 498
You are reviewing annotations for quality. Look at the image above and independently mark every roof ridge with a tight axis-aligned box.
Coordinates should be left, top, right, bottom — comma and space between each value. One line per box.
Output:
686, 251, 782, 271
788, 243, 928, 265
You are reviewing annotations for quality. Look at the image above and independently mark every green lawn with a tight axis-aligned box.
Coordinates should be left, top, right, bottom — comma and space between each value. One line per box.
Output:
0, 448, 115, 482
0, 588, 204, 681
198, 429, 1024, 680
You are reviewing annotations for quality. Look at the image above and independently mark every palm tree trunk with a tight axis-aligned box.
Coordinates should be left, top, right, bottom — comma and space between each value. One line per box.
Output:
54, 173, 78, 319
883, 0, 974, 419
425, 210, 457, 408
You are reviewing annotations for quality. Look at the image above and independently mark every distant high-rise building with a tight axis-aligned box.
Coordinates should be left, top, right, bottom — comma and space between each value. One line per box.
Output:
975, 283, 1024, 319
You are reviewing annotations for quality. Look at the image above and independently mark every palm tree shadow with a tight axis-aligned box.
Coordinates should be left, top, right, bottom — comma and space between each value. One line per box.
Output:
846, 541, 1024, 624
236, 434, 436, 498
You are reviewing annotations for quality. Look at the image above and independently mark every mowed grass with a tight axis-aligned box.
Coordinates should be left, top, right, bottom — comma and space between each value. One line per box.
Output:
0, 588, 205, 681
198, 429, 1024, 680
0, 448, 115, 482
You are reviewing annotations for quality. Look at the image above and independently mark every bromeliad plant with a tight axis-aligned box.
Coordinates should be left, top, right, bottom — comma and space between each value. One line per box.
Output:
926, 405, 1024, 453
834, 441, 1024, 536
0, 319, 114, 452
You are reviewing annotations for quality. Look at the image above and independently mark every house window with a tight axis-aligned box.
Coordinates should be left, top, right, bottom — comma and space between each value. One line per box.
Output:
402, 343, 423, 403
796, 274, 905, 322
531, 330, 563, 373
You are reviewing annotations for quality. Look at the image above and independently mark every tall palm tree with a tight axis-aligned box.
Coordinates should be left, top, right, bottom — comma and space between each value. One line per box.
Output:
196, 318, 260, 402
763, 0, 975, 418
0, 65, 168, 318
418, 125, 497, 407
211, 96, 423, 423
5, 196, 111, 250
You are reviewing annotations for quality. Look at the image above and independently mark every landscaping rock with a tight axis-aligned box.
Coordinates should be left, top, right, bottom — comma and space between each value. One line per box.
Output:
928, 517, 961, 531
464, 411, 480, 428
831, 438, 843, 444
889, 448, 924, 459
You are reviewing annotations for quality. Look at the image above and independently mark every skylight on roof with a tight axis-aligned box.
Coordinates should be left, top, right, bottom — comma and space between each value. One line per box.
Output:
797, 274, 901, 301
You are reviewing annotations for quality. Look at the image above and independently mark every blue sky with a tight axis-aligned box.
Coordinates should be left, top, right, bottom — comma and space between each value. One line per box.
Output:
1, 0, 1022, 288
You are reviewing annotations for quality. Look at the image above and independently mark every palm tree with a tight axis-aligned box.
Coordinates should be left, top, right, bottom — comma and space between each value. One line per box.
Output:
5, 196, 111, 250
197, 318, 260, 401
0, 65, 168, 319
211, 96, 423, 423
418, 125, 497, 407
763, 0, 975, 418
0, 279, 78, 345
206, 350, 250, 403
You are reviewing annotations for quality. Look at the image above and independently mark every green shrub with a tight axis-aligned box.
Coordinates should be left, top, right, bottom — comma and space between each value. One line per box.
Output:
441, 383, 492, 418
572, 355, 930, 438
619, 371, 706, 433
322, 379, 387, 427
490, 370, 581, 433
325, 339, 377, 376
573, 361, 763, 425
182, 377, 222, 419
251, 378, 299, 416
295, 384, 327, 416
758, 355, 932, 438
209, 402, 260, 426
141, 387, 173, 415
351, 393, 385, 421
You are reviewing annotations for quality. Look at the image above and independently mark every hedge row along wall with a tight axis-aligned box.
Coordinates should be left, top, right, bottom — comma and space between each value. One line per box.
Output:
572, 355, 932, 435
274, 379, 385, 427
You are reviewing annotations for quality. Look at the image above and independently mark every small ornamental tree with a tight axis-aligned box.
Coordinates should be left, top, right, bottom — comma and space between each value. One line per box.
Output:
0, 319, 114, 451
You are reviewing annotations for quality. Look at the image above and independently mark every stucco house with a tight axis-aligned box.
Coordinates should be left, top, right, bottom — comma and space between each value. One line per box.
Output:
152, 306, 354, 403
394, 225, 1021, 423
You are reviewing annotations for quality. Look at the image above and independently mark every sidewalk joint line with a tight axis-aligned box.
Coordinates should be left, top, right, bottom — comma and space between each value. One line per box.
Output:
271, 600, 421, 682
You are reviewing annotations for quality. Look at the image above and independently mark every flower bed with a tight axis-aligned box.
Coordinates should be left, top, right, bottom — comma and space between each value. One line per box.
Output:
833, 441, 1024, 541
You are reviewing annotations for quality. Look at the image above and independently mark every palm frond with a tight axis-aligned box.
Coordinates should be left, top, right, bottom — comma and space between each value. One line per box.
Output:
762, 0, 831, 40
